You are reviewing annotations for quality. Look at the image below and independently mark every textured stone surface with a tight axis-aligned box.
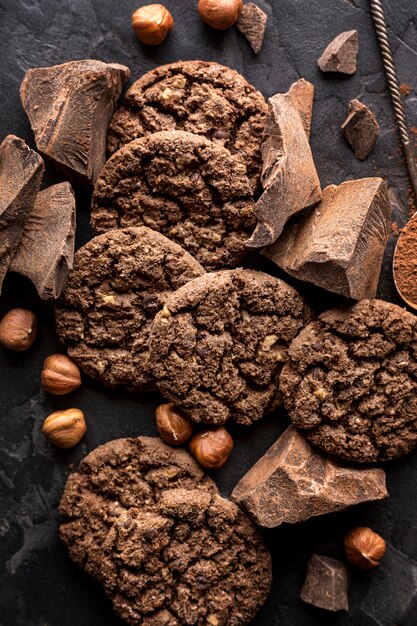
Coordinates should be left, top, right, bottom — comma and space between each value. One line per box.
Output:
232, 426, 388, 528
10, 182, 76, 299
237, 3, 268, 54
246, 80, 322, 248
20, 60, 130, 186
342, 98, 380, 160
318, 30, 358, 74
264, 178, 391, 299
2, 1, 417, 625
300, 555, 349, 611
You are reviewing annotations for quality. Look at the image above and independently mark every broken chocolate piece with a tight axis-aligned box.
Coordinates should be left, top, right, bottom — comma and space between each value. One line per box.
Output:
246, 81, 321, 248
300, 555, 349, 612
318, 30, 358, 74
231, 426, 388, 528
287, 78, 314, 138
20, 60, 130, 186
237, 3, 268, 54
263, 178, 391, 300
0, 135, 44, 294
10, 183, 76, 299
342, 99, 380, 160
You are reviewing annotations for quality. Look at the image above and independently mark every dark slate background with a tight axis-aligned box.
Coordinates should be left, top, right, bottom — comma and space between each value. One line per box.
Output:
1, 0, 417, 624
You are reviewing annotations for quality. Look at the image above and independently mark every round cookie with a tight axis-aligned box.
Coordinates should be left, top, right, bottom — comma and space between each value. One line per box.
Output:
280, 299, 417, 463
107, 60, 268, 194
59, 437, 218, 579
100, 488, 272, 626
91, 131, 256, 271
149, 269, 313, 425
55, 227, 204, 391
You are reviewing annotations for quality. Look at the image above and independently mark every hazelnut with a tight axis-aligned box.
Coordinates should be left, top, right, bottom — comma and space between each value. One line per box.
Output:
0, 308, 37, 351
132, 4, 174, 45
189, 427, 233, 469
156, 402, 194, 446
41, 354, 82, 395
198, 0, 243, 30
344, 526, 386, 570
42, 408, 86, 449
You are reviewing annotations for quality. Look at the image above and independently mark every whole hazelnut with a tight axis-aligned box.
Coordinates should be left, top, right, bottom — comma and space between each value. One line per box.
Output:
198, 0, 243, 30
41, 354, 82, 395
132, 4, 174, 45
189, 427, 233, 469
156, 402, 194, 446
0, 308, 38, 351
344, 527, 386, 570
42, 408, 87, 449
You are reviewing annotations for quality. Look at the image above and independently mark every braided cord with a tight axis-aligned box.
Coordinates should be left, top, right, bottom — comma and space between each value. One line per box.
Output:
369, 0, 417, 198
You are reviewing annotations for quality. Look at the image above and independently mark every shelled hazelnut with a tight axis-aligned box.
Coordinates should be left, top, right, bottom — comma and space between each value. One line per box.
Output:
189, 427, 233, 469
344, 526, 386, 570
132, 4, 174, 45
41, 354, 82, 395
42, 408, 86, 449
156, 402, 194, 446
198, 0, 243, 30
0, 308, 38, 351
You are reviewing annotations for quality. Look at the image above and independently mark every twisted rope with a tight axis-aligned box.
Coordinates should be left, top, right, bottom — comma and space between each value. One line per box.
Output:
369, 0, 417, 199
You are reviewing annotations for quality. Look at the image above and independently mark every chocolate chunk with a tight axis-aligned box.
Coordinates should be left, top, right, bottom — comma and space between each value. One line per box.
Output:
231, 426, 388, 528
287, 78, 314, 138
0, 135, 44, 294
342, 99, 380, 160
20, 60, 130, 186
263, 178, 391, 299
318, 30, 358, 74
10, 182, 76, 299
246, 80, 321, 248
237, 3, 268, 54
300, 555, 349, 612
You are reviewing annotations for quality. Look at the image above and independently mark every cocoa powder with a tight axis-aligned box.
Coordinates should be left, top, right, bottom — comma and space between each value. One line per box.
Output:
393, 213, 417, 307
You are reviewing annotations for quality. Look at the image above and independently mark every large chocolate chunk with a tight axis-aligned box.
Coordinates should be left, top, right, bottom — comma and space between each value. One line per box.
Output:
20, 60, 130, 186
246, 80, 321, 248
318, 30, 358, 74
342, 99, 380, 160
10, 183, 76, 299
237, 3, 268, 54
0, 135, 44, 294
300, 555, 349, 612
263, 178, 391, 300
231, 426, 388, 528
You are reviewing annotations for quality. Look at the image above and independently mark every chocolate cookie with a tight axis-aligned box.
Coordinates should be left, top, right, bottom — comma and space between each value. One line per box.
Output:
100, 488, 272, 626
91, 131, 256, 271
149, 269, 312, 425
59, 437, 218, 579
107, 60, 267, 193
55, 227, 204, 391
280, 299, 417, 462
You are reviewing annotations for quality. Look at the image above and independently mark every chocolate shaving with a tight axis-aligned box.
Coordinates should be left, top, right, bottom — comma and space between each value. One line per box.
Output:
20, 60, 130, 186
342, 98, 380, 160
0, 135, 44, 294
318, 30, 358, 74
236, 3, 268, 54
11, 182, 76, 299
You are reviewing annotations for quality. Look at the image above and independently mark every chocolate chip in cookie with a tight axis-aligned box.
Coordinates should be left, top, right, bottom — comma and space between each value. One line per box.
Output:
280, 299, 417, 462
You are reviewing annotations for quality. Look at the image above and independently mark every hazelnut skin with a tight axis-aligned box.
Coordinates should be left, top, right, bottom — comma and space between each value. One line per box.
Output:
344, 527, 386, 570
156, 402, 194, 446
41, 354, 82, 395
132, 4, 174, 45
198, 0, 243, 30
0, 308, 38, 352
189, 427, 233, 469
42, 408, 86, 449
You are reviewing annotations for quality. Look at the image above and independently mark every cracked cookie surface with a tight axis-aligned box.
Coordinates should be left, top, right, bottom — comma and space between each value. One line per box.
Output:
280, 299, 417, 462
149, 269, 313, 425
59, 437, 218, 579
107, 60, 267, 194
100, 488, 272, 626
91, 131, 256, 271
55, 227, 204, 391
